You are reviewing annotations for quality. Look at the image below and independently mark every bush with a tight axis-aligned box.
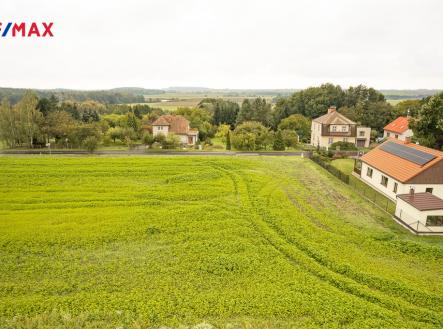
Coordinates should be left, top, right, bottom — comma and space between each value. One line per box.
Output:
232, 121, 273, 150
142, 132, 154, 146
83, 136, 99, 153
281, 129, 298, 148
330, 141, 357, 150
154, 133, 166, 144
161, 133, 180, 149
273, 131, 285, 151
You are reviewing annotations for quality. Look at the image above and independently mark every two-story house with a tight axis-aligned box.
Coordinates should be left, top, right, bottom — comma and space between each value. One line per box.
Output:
310, 106, 371, 149
383, 116, 413, 141
152, 115, 199, 145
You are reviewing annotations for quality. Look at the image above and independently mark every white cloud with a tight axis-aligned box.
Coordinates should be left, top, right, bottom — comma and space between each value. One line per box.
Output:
0, 0, 442, 89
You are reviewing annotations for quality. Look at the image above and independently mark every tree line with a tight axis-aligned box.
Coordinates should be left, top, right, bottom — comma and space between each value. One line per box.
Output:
0, 84, 442, 151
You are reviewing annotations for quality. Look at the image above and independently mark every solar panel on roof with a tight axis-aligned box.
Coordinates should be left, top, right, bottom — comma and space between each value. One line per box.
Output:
379, 142, 436, 166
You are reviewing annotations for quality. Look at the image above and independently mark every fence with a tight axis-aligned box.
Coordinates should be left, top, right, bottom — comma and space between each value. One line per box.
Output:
310, 155, 395, 214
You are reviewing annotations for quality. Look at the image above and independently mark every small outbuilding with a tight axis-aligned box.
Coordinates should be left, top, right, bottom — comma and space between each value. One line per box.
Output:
395, 191, 443, 233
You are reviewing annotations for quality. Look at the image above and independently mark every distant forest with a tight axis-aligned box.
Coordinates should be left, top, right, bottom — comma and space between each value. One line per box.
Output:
0, 87, 164, 105
0, 87, 440, 105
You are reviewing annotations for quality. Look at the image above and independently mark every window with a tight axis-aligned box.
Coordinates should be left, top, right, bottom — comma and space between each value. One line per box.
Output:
387, 132, 390, 137
359, 131, 365, 137
393, 182, 398, 193
328, 137, 333, 145
426, 188, 433, 194
343, 137, 348, 142
395, 134, 399, 139
426, 216, 443, 226
341, 126, 347, 132
332, 126, 337, 132
381, 175, 388, 187
366, 167, 373, 178
158, 126, 163, 130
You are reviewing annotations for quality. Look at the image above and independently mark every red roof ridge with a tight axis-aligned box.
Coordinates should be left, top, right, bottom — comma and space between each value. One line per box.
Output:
384, 116, 409, 134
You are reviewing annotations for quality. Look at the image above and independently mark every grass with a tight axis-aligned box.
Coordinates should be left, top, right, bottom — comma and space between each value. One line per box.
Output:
0, 156, 442, 328
331, 158, 355, 175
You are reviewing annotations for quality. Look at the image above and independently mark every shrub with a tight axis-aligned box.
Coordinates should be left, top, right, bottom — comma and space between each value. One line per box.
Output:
161, 133, 180, 149
142, 132, 154, 146
273, 131, 285, 151
232, 121, 273, 150
82, 136, 99, 153
281, 129, 298, 148
330, 141, 357, 150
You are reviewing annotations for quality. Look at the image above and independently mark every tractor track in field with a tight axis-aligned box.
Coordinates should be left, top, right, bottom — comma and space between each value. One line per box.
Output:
208, 162, 443, 326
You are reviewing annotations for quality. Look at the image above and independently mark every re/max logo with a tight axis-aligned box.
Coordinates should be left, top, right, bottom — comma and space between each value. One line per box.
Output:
0, 22, 54, 37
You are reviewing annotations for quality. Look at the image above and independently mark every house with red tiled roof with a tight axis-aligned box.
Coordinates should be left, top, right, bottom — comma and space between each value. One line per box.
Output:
310, 107, 371, 149
383, 116, 413, 141
152, 115, 199, 145
355, 138, 443, 233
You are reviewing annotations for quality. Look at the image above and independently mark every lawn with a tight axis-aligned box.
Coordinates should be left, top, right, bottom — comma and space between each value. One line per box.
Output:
0, 156, 442, 328
331, 158, 356, 175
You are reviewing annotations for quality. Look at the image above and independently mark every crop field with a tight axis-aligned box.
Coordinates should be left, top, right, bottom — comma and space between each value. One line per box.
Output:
0, 156, 442, 328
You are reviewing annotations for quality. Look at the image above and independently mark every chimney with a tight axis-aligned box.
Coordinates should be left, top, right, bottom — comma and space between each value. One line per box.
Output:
327, 106, 337, 114
409, 187, 415, 197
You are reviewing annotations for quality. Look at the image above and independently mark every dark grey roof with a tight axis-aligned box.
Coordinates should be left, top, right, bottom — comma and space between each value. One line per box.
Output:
397, 193, 443, 211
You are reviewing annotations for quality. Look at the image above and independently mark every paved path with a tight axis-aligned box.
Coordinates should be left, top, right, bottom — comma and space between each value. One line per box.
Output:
0, 149, 312, 157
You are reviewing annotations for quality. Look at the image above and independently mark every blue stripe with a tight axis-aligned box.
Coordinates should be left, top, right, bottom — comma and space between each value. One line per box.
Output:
2, 22, 12, 37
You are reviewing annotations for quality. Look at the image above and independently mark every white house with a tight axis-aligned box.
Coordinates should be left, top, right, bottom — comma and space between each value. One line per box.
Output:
383, 116, 413, 141
395, 192, 443, 233
311, 107, 371, 149
356, 138, 443, 233
152, 115, 198, 145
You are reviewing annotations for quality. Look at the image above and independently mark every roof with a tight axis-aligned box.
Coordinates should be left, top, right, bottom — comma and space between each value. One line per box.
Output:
397, 192, 443, 211
384, 116, 409, 134
152, 115, 190, 134
361, 139, 443, 183
312, 108, 356, 125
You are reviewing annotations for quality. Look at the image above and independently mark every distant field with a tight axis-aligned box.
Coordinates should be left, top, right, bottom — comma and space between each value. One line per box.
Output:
0, 156, 442, 328
143, 92, 276, 110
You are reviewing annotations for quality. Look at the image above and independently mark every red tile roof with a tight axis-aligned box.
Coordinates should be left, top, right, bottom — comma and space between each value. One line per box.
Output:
361, 138, 443, 183
152, 115, 190, 135
384, 116, 409, 134
397, 192, 443, 211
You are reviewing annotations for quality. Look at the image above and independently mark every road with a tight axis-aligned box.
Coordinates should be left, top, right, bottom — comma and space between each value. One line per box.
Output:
0, 149, 313, 157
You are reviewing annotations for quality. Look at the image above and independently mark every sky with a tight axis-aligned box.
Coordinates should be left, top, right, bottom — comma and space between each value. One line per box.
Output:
0, 0, 442, 90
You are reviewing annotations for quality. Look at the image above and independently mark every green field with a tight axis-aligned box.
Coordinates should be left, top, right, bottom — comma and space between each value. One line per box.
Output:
331, 159, 355, 175
0, 156, 442, 328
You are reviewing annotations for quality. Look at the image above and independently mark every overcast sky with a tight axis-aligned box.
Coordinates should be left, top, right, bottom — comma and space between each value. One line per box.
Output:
1, 0, 442, 90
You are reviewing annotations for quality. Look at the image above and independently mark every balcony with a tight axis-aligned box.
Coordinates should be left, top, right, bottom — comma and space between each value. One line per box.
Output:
321, 124, 356, 137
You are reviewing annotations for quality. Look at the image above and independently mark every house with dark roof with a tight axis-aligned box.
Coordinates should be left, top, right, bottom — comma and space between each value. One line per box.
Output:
383, 116, 413, 141
310, 107, 371, 149
356, 138, 443, 233
152, 115, 199, 145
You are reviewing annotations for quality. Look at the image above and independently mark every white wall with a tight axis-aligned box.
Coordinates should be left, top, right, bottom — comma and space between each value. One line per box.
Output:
361, 162, 443, 201
383, 129, 413, 141
395, 198, 443, 233
153, 125, 169, 136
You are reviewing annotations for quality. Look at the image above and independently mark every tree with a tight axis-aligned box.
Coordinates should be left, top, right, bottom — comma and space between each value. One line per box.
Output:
278, 114, 310, 142
83, 136, 98, 153
226, 130, 231, 150
142, 132, 154, 146
212, 100, 239, 128
215, 124, 231, 143
231, 121, 273, 150
236, 98, 272, 126
281, 129, 298, 148
273, 130, 285, 150
393, 99, 422, 117
107, 127, 124, 143
45, 111, 76, 143
410, 92, 443, 149
15, 91, 42, 147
